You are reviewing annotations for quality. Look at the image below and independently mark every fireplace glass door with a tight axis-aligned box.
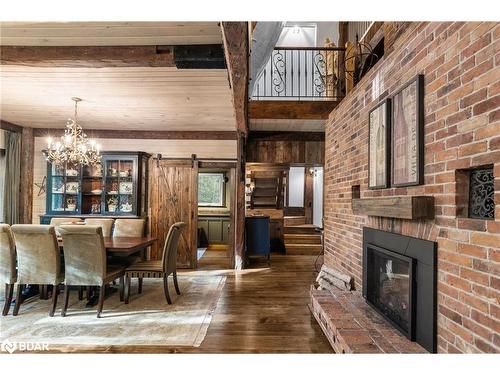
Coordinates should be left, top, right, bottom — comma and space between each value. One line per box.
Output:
366, 245, 415, 339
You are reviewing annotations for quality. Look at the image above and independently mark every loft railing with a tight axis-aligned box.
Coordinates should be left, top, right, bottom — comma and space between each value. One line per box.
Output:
251, 47, 346, 101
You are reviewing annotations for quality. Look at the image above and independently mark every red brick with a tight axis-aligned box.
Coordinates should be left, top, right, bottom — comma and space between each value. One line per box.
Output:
460, 267, 490, 286
470, 232, 500, 247
473, 95, 500, 116
457, 218, 486, 231
458, 243, 488, 258
458, 141, 488, 157
489, 136, 500, 150
460, 88, 488, 109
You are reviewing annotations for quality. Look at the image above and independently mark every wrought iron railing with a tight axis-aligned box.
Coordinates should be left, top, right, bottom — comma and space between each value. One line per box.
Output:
252, 47, 346, 100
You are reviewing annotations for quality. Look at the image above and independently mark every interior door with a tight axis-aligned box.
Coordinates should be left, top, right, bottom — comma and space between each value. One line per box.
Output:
149, 158, 198, 268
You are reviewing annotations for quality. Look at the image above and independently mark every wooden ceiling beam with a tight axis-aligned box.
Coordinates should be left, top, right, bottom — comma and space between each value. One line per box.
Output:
0, 120, 24, 133
32, 128, 237, 140
221, 22, 249, 136
249, 100, 339, 120
248, 131, 325, 142
0, 46, 175, 68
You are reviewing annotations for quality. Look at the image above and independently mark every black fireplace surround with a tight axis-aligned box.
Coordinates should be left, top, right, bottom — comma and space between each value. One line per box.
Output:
363, 227, 437, 353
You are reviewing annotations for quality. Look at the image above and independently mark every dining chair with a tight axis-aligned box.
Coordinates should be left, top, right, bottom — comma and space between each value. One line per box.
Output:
49, 217, 83, 236
11, 224, 63, 317
113, 218, 145, 237
124, 222, 186, 304
0, 224, 16, 316
59, 225, 126, 318
84, 218, 114, 237
110, 218, 146, 289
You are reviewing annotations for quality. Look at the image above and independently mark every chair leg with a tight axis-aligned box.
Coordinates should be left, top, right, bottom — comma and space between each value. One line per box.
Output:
61, 285, 70, 317
49, 284, 59, 317
124, 275, 130, 304
2, 284, 14, 316
173, 271, 181, 295
13, 284, 24, 316
78, 286, 84, 301
97, 284, 105, 318
119, 276, 124, 302
138, 277, 143, 294
163, 276, 172, 305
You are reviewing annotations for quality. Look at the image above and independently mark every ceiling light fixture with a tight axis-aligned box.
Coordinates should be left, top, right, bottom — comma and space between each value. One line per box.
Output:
43, 97, 101, 166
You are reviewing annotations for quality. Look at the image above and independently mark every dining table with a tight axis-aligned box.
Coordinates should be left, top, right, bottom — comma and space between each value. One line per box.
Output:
58, 235, 157, 256
56, 235, 158, 306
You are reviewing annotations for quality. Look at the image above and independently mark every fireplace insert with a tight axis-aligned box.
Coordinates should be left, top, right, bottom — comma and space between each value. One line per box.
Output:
363, 227, 437, 353
365, 244, 416, 339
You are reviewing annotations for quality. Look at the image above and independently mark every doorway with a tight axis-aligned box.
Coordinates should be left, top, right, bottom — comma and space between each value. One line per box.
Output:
196, 163, 236, 270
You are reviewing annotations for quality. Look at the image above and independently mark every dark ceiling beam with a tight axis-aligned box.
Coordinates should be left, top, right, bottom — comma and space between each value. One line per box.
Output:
221, 22, 249, 136
248, 131, 325, 142
0, 120, 23, 133
249, 100, 339, 120
0, 46, 175, 68
32, 128, 238, 140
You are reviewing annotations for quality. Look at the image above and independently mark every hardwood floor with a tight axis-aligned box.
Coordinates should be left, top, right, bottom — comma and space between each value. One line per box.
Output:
42, 252, 333, 353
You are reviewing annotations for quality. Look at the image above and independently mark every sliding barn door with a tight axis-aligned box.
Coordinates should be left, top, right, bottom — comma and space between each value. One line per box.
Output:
149, 159, 198, 268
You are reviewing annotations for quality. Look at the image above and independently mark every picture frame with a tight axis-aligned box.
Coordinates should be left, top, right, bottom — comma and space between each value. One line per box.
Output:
391, 74, 425, 187
368, 98, 391, 189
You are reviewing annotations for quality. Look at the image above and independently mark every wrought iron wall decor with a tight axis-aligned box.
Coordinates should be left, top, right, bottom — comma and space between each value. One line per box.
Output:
252, 47, 346, 100
344, 37, 380, 86
469, 167, 495, 220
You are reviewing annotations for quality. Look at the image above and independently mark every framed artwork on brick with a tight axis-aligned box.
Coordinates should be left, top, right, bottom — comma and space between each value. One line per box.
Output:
368, 98, 391, 189
391, 74, 424, 187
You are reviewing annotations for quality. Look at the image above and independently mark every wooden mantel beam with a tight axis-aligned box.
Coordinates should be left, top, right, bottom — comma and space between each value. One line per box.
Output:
0, 46, 175, 68
221, 22, 249, 136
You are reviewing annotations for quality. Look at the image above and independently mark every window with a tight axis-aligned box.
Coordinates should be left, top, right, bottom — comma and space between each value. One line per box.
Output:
198, 173, 225, 207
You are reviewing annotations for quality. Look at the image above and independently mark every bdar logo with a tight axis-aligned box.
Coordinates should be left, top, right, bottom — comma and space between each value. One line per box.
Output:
1, 339, 17, 353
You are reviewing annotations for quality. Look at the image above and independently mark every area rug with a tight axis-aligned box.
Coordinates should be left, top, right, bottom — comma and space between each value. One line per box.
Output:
0, 274, 225, 348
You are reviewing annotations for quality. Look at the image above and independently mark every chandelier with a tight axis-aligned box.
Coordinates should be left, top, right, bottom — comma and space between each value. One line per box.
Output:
44, 97, 101, 166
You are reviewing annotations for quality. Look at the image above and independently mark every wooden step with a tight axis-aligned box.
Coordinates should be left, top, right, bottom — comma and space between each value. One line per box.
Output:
253, 197, 276, 205
284, 234, 322, 244
284, 216, 306, 226
285, 243, 322, 255
284, 225, 318, 234
253, 187, 277, 197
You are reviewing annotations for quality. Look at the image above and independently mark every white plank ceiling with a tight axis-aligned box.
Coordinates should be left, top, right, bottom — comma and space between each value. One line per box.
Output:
0, 22, 237, 131
0, 22, 223, 46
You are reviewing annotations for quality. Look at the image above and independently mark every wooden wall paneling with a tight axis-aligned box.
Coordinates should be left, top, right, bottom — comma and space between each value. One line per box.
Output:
305, 141, 325, 164
149, 158, 198, 268
34, 129, 237, 140
19, 127, 34, 223
228, 167, 236, 267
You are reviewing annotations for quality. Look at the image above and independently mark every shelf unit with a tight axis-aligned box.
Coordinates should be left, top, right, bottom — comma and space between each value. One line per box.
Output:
41, 151, 150, 224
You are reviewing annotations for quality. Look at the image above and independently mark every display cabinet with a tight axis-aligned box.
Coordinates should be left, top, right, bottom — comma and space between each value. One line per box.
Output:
41, 152, 150, 224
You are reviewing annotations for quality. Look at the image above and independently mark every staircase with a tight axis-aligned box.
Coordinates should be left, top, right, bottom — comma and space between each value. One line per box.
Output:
248, 171, 285, 209
284, 224, 322, 255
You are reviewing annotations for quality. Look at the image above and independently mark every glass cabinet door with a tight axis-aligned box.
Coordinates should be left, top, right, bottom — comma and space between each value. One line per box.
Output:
104, 157, 135, 214
50, 162, 80, 213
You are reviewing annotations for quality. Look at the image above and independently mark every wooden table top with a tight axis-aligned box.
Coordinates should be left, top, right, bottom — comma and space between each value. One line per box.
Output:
58, 236, 157, 256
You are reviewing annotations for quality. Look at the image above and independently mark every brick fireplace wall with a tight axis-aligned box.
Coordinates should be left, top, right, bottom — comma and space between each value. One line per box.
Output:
324, 22, 499, 353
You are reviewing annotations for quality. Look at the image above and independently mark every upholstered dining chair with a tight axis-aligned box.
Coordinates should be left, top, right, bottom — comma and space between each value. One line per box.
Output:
59, 225, 126, 318
124, 222, 186, 304
84, 218, 114, 237
0, 224, 16, 316
110, 218, 146, 288
49, 217, 83, 236
113, 218, 145, 237
11, 224, 63, 317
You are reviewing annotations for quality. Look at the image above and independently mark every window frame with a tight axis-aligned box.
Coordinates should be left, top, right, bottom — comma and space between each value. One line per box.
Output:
198, 172, 226, 208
